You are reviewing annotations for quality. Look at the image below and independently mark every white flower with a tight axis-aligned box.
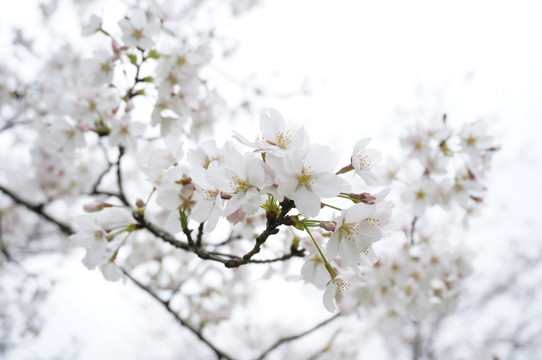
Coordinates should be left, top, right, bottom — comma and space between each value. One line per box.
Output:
81, 50, 115, 86
460, 121, 493, 158
206, 147, 268, 217
234, 108, 306, 155
401, 178, 438, 216
326, 203, 378, 269
400, 122, 431, 159
323, 275, 350, 313
118, 9, 160, 49
300, 234, 329, 288
187, 140, 224, 169
108, 115, 146, 150
82, 14, 102, 36
272, 144, 347, 218
47, 117, 86, 152
351, 138, 382, 185
190, 165, 224, 232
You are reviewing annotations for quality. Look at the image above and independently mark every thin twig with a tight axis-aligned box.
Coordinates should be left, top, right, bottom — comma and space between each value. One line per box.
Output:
0, 212, 13, 261
224, 200, 295, 268
0, 184, 73, 235
410, 216, 418, 245
123, 269, 236, 360
116, 146, 130, 206
255, 314, 341, 360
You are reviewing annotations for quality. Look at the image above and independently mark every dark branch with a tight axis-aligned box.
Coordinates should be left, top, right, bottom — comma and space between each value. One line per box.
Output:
116, 146, 130, 206
133, 208, 304, 267
0, 184, 74, 235
410, 216, 418, 245
0, 212, 13, 261
132, 212, 190, 251
255, 314, 341, 360
123, 269, 236, 360
224, 200, 295, 268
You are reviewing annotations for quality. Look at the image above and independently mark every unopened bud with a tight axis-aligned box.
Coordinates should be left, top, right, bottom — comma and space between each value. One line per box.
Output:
83, 200, 112, 213
319, 221, 337, 232
135, 198, 145, 208
348, 192, 376, 205
78, 123, 91, 132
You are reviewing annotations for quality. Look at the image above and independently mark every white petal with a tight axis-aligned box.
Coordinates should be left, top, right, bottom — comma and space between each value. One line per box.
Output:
294, 186, 321, 218
323, 281, 337, 313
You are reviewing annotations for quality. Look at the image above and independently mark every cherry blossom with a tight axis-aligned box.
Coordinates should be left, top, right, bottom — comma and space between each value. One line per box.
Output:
118, 9, 160, 50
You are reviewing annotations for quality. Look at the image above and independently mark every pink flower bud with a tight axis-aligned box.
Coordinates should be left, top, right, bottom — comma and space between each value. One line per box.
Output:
319, 221, 337, 232
78, 123, 91, 132
135, 199, 146, 208
348, 192, 376, 205
83, 200, 112, 213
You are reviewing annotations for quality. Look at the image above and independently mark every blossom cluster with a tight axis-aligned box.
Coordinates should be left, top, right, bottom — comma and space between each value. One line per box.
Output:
1, 1, 498, 325
397, 117, 499, 225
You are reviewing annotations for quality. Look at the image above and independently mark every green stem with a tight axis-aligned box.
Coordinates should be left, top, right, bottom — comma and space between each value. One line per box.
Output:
110, 232, 130, 261
303, 224, 336, 278
321, 202, 342, 211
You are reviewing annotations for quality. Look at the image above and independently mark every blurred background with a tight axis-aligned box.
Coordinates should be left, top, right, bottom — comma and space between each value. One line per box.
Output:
1, 0, 542, 359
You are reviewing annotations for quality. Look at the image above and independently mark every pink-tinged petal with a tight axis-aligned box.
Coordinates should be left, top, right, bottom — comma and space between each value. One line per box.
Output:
294, 186, 321, 218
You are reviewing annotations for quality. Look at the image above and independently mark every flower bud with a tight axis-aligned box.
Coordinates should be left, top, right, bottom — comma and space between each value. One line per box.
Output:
319, 221, 337, 232
347, 192, 376, 205
83, 200, 112, 213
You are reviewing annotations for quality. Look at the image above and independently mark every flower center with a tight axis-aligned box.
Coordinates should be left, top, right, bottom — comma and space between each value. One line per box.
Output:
274, 130, 291, 149
335, 278, 350, 294
202, 189, 218, 200
364, 217, 380, 227
230, 175, 249, 193
297, 167, 315, 186
357, 153, 372, 169
340, 223, 360, 242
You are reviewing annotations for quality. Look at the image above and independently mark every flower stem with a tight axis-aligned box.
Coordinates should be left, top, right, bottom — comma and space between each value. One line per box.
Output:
303, 224, 337, 278
321, 202, 342, 211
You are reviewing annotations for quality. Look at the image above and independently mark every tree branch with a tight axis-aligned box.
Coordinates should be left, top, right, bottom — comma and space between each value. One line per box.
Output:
224, 200, 295, 268
255, 314, 341, 360
0, 184, 74, 235
122, 269, 236, 360
116, 146, 130, 206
